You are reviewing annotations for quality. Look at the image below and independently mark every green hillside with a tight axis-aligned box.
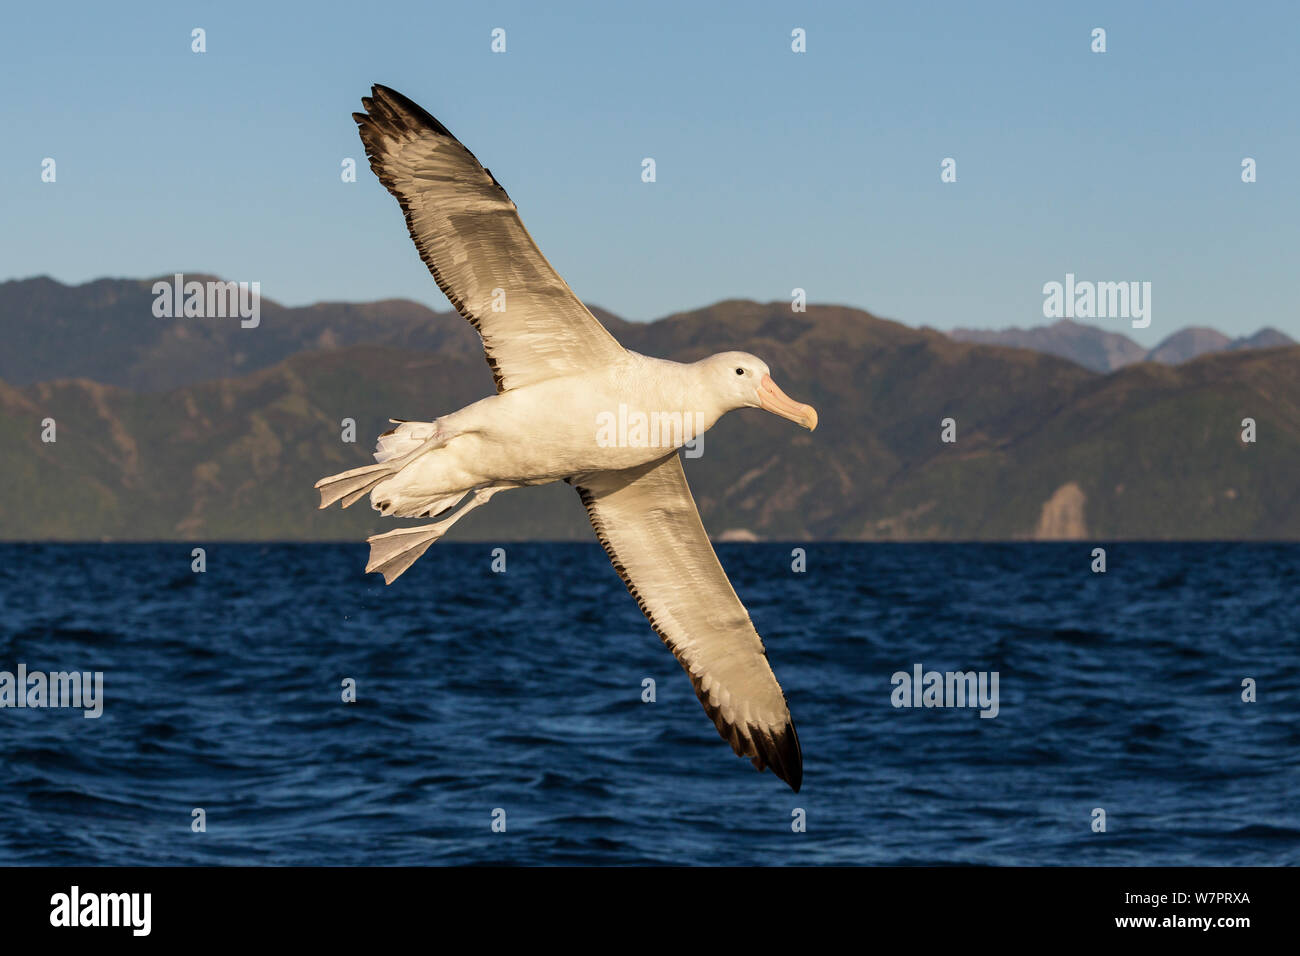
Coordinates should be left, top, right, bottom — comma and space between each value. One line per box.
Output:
2, 298, 1296, 541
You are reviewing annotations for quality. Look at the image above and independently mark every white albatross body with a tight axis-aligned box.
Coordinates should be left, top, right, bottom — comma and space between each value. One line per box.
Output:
316, 85, 819, 791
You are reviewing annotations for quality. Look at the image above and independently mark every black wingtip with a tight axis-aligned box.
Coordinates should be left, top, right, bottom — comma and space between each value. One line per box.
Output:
773, 720, 803, 793
353, 84, 509, 201
750, 720, 802, 792
360, 83, 455, 138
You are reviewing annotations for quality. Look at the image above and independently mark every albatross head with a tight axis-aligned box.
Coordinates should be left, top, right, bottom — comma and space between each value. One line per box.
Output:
705, 352, 818, 431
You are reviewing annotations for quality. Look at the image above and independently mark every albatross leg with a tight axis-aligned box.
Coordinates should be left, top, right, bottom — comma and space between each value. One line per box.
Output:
364, 484, 512, 584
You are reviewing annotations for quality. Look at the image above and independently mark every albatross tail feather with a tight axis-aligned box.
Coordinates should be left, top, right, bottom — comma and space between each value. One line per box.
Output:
317, 419, 456, 512
314, 461, 395, 510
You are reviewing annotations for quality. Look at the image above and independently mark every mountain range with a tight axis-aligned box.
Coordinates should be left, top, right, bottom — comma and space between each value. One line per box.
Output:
2, 275, 1297, 541
946, 319, 1294, 373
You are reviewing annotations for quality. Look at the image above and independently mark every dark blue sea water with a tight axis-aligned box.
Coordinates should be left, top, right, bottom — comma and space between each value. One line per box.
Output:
0, 542, 1295, 866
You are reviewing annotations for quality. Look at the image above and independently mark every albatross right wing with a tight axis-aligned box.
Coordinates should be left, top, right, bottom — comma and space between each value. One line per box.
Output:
571, 454, 803, 791
354, 84, 626, 393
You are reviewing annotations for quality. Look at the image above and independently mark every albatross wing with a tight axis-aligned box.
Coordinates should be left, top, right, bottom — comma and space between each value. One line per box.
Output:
354, 85, 626, 392
572, 454, 803, 791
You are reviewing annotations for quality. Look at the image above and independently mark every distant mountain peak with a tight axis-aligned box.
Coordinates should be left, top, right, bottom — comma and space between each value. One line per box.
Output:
946, 320, 1146, 373
1146, 327, 1231, 365
1230, 327, 1296, 351
947, 319, 1295, 372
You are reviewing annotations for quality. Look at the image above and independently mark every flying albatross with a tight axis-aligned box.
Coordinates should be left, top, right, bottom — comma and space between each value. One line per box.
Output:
316, 85, 818, 791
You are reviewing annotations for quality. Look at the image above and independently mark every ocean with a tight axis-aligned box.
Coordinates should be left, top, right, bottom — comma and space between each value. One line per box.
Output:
0, 542, 1295, 865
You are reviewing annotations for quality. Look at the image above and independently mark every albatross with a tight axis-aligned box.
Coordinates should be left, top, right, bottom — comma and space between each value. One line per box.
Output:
316, 85, 818, 791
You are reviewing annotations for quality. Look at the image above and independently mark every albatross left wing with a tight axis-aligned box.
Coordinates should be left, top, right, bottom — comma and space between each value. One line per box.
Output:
354, 84, 626, 393
571, 454, 803, 791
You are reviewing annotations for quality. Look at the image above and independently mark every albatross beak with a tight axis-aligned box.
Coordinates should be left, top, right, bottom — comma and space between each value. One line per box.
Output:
758, 374, 818, 431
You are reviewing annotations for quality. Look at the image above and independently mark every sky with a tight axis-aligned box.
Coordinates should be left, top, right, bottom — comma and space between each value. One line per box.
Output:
1, 0, 1297, 346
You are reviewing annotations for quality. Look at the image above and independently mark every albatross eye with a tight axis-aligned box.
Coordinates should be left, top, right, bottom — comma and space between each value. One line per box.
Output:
735, 368, 745, 375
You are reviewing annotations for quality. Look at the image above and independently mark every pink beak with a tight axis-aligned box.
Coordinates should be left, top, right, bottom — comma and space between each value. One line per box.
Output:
758, 374, 818, 431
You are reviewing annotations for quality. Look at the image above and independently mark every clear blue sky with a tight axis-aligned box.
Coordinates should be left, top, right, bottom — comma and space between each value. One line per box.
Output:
2, 0, 1296, 345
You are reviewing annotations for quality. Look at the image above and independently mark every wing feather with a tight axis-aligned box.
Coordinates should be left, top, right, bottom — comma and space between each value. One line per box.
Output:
572, 454, 802, 791
354, 85, 626, 392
